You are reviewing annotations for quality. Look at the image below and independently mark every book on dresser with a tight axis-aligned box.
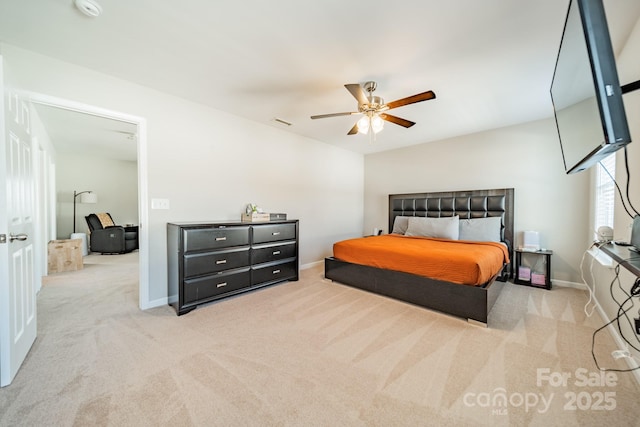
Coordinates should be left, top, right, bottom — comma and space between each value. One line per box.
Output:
167, 220, 299, 315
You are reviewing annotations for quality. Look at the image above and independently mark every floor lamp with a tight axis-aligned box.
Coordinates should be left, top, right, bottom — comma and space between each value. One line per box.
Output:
73, 190, 98, 233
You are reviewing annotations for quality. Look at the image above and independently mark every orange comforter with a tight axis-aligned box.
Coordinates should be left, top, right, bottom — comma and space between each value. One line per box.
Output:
333, 234, 510, 286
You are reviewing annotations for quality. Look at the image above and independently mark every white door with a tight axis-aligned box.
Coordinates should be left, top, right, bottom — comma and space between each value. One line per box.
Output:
0, 57, 37, 387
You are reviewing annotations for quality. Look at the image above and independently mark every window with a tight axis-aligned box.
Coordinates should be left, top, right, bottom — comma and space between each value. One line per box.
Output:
594, 154, 616, 233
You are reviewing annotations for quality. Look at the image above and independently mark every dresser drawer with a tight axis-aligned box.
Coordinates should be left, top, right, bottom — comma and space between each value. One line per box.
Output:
183, 268, 251, 304
252, 260, 297, 285
252, 223, 296, 244
252, 241, 296, 265
183, 226, 249, 252
184, 247, 250, 278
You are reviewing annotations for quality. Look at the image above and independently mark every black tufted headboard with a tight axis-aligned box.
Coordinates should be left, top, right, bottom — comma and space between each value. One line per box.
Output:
389, 188, 515, 256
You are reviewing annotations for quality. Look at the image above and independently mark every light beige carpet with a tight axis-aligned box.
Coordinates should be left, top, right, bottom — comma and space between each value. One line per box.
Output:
0, 253, 639, 426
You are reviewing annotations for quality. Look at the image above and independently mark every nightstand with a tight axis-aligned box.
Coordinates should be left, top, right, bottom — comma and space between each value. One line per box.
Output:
514, 249, 553, 290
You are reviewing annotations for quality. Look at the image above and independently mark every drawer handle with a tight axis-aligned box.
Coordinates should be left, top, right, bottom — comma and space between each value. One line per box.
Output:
273, 269, 280, 274
217, 282, 227, 288
216, 260, 227, 264
215, 237, 227, 241
273, 251, 281, 255
272, 232, 280, 236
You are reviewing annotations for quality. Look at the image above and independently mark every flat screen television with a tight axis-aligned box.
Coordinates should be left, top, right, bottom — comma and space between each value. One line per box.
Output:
551, 0, 631, 174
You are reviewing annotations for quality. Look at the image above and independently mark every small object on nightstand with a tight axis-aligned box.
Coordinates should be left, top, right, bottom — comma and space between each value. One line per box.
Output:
522, 230, 540, 251
531, 272, 546, 286
514, 248, 553, 290
518, 266, 531, 281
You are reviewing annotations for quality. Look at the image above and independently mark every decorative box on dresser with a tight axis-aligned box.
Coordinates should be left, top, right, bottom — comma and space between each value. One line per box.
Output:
167, 220, 299, 315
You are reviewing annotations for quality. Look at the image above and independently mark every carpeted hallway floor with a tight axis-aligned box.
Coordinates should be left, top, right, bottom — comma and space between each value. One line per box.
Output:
0, 252, 639, 426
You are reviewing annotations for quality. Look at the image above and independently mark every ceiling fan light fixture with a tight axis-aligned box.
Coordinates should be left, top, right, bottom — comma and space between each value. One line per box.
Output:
371, 114, 384, 134
357, 113, 384, 135
357, 116, 370, 134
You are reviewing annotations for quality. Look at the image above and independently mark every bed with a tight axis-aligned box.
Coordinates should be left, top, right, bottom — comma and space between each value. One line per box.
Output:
324, 188, 514, 326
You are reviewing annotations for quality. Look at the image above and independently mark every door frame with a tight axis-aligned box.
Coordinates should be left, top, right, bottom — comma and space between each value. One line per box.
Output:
24, 91, 151, 309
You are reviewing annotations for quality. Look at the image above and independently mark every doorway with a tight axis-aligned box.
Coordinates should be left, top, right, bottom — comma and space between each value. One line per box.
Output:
27, 92, 150, 309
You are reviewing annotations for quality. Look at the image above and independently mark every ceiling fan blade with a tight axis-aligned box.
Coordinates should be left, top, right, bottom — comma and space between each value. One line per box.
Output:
345, 84, 369, 105
347, 123, 359, 135
310, 112, 357, 119
379, 113, 415, 128
385, 90, 436, 110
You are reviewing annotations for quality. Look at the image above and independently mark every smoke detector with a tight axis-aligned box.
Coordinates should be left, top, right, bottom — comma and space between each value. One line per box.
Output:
75, 0, 102, 17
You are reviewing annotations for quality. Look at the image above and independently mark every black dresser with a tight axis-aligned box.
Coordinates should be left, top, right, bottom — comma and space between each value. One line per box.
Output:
167, 220, 299, 315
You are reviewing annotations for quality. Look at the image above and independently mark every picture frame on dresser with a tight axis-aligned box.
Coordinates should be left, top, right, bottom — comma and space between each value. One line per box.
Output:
167, 220, 299, 315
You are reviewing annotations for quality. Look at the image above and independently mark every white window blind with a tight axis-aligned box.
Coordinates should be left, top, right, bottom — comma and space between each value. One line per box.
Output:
595, 154, 616, 232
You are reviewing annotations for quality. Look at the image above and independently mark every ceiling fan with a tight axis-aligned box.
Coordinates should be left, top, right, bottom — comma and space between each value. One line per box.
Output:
310, 81, 436, 135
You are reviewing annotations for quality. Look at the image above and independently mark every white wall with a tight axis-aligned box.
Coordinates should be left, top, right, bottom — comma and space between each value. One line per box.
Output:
55, 154, 138, 239
364, 118, 591, 283
0, 43, 364, 304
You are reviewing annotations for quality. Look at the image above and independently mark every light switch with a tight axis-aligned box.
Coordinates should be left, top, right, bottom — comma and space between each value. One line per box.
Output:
151, 198, 170, 210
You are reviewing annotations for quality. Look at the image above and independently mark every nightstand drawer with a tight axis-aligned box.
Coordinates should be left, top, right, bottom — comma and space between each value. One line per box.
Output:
252, 241, 296, 264
183, 226, 249, 252
252, 223, 296, 244
251, 260, 297, 285
183, 268, 251, 303
184, 247, 250, 278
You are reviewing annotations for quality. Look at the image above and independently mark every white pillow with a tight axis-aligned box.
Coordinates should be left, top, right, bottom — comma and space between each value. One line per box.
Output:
391, 216, 410, 234
405, 216, 459, 240
458, 217, 502, 242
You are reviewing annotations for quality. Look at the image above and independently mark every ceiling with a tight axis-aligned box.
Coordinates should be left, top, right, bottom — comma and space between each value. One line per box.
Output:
1, 0, 640, 156
33, 104, 138, 161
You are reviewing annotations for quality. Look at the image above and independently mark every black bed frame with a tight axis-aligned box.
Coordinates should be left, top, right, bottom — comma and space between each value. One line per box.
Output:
324, 188, 514, 326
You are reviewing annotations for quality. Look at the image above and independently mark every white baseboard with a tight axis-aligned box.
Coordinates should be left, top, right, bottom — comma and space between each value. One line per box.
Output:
301, 260, 323, 270
142, 296, 168, 310
550, 279, 586, 290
